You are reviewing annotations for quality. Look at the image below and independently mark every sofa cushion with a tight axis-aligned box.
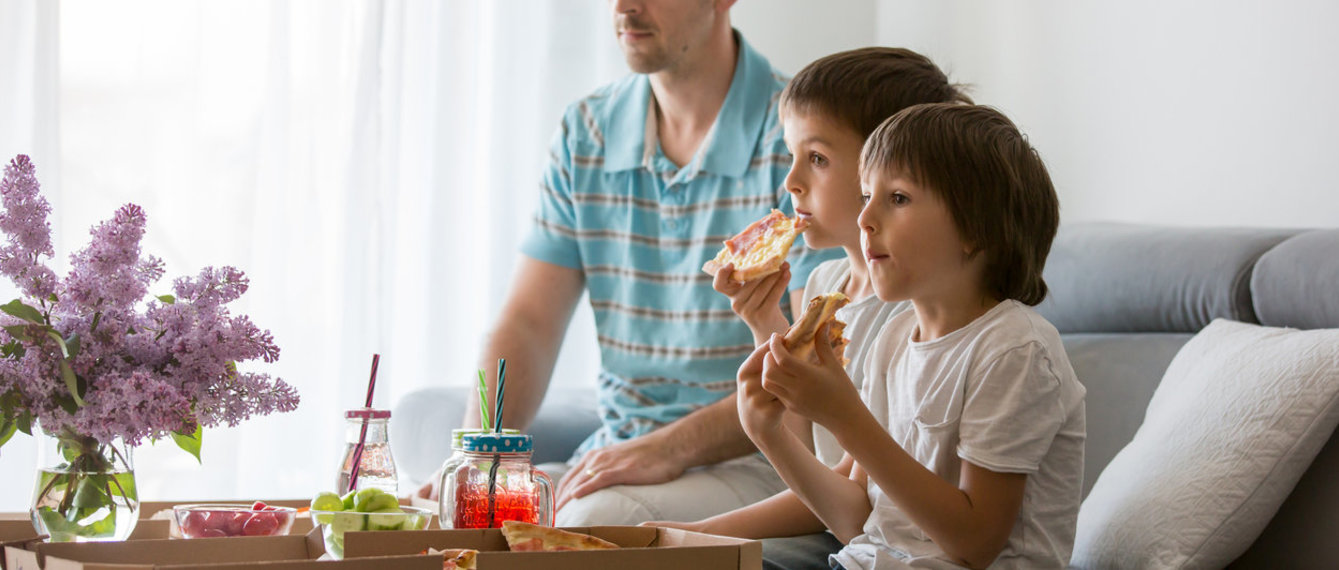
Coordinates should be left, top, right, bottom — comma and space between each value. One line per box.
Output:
1251, 229, 1339, 330
1071, 320, 1339, 569
1037, 223, 1298, 333
1061, 332, 1191, 498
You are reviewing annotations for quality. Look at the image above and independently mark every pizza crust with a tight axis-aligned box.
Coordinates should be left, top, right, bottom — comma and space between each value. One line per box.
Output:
703, 209, 808, 283
784, 292, 850, 365
500, 520, 620, 552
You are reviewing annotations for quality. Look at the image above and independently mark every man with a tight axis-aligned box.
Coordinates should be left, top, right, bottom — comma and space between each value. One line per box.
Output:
422, 0, 839, 526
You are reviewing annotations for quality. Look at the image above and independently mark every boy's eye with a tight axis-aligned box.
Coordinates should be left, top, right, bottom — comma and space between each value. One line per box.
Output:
809, 153, 827, 167
891, 193, 909, 206
860, 194, 871, 205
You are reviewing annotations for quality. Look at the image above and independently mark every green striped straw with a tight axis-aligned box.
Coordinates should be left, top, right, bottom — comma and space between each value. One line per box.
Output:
477, 368, 491, 430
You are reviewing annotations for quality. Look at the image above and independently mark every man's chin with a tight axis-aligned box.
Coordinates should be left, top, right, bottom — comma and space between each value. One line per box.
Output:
623, 52, 670, 75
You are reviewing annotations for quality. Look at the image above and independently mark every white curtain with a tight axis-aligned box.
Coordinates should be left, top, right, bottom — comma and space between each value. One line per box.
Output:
0, 0, 623, 509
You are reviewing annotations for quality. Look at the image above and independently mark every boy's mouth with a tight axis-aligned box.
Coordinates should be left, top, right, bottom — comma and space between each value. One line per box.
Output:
794, 208, 813, 220
865, 249, 889, 263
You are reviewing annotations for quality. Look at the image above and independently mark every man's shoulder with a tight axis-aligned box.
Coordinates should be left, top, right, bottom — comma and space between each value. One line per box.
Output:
557, 74, 644, 137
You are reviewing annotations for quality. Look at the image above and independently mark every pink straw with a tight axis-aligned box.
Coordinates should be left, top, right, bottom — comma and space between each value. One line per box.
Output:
347, 354, 381, 492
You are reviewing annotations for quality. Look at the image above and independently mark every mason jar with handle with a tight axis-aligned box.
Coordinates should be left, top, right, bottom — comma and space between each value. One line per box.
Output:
436, 427, 518, 527
443, 433, 553, 529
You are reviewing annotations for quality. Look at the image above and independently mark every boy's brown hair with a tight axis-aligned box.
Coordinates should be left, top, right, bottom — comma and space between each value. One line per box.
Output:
860, 103, 1059, 306
780, 47, 972, 139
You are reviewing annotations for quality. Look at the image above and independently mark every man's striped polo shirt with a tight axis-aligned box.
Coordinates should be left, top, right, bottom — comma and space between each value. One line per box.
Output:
521, 34, 842, 457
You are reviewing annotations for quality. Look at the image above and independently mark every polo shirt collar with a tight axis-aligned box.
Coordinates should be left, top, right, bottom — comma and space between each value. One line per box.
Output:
603, 31, 774, 179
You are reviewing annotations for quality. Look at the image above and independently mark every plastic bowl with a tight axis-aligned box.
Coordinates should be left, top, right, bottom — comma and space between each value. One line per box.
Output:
172, 503, 297, 539
309, 507, 432, 559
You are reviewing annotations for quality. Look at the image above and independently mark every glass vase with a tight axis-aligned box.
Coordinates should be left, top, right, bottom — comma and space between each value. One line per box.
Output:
30, 426, 140, 542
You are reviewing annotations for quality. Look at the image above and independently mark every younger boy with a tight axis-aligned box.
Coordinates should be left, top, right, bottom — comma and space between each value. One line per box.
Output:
736, 104, 1086, 569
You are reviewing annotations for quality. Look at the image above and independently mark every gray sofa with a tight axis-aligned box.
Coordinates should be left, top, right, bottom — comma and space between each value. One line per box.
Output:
393, 222, 1339, 568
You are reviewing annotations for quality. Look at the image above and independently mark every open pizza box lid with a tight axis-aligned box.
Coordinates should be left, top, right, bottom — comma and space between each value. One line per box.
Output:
4, 528, 439, 570
344, 526, 763, 570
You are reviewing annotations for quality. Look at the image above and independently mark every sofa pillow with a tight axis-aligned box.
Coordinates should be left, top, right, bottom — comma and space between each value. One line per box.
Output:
1071, 319, 1339, 569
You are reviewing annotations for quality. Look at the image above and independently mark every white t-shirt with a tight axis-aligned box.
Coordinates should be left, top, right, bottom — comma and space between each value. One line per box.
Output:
803, 259, 909, 467
834, 300, 1086, 570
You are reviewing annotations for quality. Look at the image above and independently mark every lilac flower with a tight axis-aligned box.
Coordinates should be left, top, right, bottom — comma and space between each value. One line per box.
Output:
0, 155, 57, 299
0, 154, 299, 450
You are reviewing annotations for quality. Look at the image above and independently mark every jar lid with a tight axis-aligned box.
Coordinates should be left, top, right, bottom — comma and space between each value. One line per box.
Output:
345, 408, 391, 419
462, 433, 532, 453
451, 428, 518, 447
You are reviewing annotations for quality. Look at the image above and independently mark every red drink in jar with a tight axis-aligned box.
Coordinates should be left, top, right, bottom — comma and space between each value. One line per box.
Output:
443, 433, 553, 529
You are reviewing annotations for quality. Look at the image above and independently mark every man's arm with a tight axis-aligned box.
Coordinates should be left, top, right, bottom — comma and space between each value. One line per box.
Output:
556, 384, 757, 509
462, 256, 586, 431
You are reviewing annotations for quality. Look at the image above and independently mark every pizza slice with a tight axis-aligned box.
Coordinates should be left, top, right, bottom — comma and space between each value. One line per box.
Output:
783, 292, 850, 365
703, 209, 808, 283
500, 520, 619, 552
428, 548, 478, 570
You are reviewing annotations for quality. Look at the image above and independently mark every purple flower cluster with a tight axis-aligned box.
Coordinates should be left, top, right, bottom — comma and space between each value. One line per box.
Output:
0, 155, 299, 448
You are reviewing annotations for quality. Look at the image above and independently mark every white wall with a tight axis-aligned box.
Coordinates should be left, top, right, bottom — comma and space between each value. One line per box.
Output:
734, 0, 879, 75
876, 1, 1339, 228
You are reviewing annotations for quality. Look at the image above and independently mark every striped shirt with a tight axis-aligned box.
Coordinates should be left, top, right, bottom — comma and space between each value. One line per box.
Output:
520, 33, 842, 456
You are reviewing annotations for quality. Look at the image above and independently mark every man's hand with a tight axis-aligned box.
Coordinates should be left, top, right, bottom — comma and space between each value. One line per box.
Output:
736, 343, 787, 445
555, 434, 688, 511
760, 325, 863, 430
711, 262, 791, 343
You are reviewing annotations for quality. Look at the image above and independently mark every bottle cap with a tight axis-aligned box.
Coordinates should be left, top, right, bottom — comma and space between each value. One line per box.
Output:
462, 433, 532, 453
345, 408, 391, 419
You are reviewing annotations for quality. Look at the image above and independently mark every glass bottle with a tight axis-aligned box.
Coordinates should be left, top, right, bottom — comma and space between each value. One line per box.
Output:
436, 427, 517, 526
336, 408, 398, 495
443, 433, 553, 529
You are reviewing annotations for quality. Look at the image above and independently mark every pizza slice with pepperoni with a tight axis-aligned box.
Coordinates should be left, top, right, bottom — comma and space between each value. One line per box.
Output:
703, 209, 808, 283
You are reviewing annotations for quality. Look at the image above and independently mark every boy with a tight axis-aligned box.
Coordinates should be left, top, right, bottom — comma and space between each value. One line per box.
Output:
736, 104, 1085, 569
660, 48, 971, 569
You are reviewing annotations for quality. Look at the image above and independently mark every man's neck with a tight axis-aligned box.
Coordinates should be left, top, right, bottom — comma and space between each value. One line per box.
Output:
648, 29, 738, 167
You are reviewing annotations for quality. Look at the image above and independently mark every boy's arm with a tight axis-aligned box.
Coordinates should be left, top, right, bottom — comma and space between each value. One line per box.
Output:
831, 413, 1026, 569
753, 423, 871, 543
682, 454, 855, 538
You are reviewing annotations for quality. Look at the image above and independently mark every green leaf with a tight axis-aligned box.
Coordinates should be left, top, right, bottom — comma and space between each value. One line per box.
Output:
0, 300, 45, 324
0, 417, 17, 448
65, 333, 81, 359
157, 294, 176, 305
3, 325, 32, 343
16, 410, 32, 435
48, 293, 58, 303
1, 339, 25, 357
72, 475, 109, 509
60, 360, 86, 407
47, 330, 70, 359
171, 424, 203, 464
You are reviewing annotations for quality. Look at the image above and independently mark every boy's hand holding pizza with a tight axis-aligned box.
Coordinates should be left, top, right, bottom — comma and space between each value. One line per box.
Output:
736, 343, 788, 444
710, 261, 792, 342
760, 323, 863, 431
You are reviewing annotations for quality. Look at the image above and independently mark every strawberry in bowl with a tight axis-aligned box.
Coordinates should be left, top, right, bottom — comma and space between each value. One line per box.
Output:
173, 502, 297, 538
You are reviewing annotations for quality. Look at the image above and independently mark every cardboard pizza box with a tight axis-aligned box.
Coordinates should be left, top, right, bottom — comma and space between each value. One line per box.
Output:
344, 525, 763, 570
4, 528, 439, 570
1, 513, 165, 569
